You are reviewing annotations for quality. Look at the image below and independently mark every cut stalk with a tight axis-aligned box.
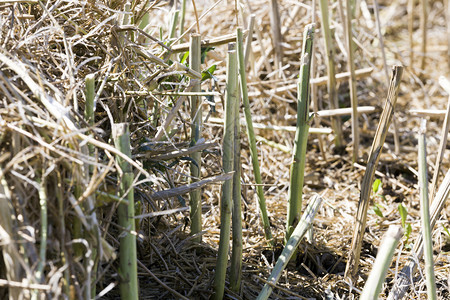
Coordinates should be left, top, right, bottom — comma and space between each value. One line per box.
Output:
257, 194, 323, 300
318, 0, 343, 148
169, 10, 179, 40
345, 66, 403, 280
269, 0, 283, 75
420, 0, 428, 71
418, 119, 437, 300
286, 24, 314, 241
84, 73, 97, 298
344, 0, 359, 161
408, 0, 415, 69
429, 76, 450, 200
230, 35, 242, 291
213, 44, 238, 300
360, 226, 403, 300
112, 123, 139, 300
446, 0, 450, 70
373, 0, 400, 154
311, 0, 326, 159
189, 33, 202, 243
237, 28, 273, 245
36, 176, 47, 284
179, 0, 187, 39
0, 168, 21, 299
244, 15, 255, 69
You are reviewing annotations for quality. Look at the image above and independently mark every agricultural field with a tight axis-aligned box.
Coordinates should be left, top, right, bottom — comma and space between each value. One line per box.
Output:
1, 0, 450, 299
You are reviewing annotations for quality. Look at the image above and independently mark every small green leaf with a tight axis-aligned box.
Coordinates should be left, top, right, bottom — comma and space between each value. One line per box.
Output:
372, 179, 382, 194
405, 223, 412, 239
443, 225, 450, 237
398, 203, 408, 228
201, 46, 214, 63
180, 51, 189, 64
372, 204, 384, 218
201, 64, 217, 81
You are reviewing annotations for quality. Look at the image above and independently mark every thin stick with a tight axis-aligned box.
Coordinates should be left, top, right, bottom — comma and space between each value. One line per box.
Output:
345, 66, 403, 280
189, 33, 202, 243
286, 24, 314, 241
237, 28, 273, 245
429, 76, 450, 200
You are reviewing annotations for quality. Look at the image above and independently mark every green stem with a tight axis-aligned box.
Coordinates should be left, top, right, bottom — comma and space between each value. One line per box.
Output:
213, 44, 238, 300
286, 24, 314, 241
418, 119, 437, 300
189, 33, 202, 243
237, 28, 273, 245
230, 32, 243, 292
113, 123, 139, 300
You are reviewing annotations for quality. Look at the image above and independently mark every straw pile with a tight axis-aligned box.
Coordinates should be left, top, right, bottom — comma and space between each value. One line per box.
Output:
1, 0, 450, 299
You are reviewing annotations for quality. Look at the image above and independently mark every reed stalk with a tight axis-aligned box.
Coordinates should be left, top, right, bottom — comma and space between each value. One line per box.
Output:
269, 0, 282, 75
237, 28, 273, 245
213, 44, 238, 300
360, 226, 403, 300
408, 0, 415, 69
257, 194, 323, 300
244, 15, 255, 68
418, 119, 437, 300
286, 24, 314, 241
189, 33, 202, 243
84, 73, 97, 298
230, 38, 242, 291
344, 0, 359, 161
447, 0, 450, 70
0, 168, 21, 299
429, 76, 450, 199
372, 0, 400, 154
113, 123, 139, 300
345, 66, 403, 280
179, 0, 187, 38
318, 0, 343, 148
168, 10, 179, 47
311, 0, 326, 159
36, 176, 47, 284
420, 0, 428, 71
